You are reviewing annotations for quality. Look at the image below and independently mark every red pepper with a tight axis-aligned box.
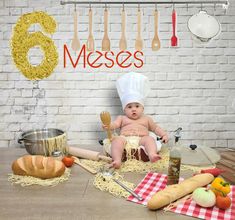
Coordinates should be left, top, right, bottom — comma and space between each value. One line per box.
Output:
200, 168, 225, 177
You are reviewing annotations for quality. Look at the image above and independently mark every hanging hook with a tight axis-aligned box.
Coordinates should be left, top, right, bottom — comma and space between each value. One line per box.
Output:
89, 2, 91, 10
222, 0, 229, 15
74, 3, 76, 12
186, 3, 188, 12
155, 4, 157, 11
172, 3, 175, 10
105, 3, 107, 11
122, 2, 124, 11
201, 3, 203, 11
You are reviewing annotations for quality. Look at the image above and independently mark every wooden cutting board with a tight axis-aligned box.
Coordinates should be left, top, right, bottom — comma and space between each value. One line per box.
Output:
180, 145, 221, 166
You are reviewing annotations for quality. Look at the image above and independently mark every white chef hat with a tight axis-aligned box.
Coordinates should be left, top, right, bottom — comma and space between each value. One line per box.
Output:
116, 72, 150, 109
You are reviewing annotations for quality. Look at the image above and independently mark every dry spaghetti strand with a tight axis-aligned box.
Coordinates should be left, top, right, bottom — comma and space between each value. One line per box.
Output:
8, 168, 71, 187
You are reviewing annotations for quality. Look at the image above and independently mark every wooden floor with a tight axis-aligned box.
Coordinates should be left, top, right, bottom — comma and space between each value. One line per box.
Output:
216, 148, 235, 184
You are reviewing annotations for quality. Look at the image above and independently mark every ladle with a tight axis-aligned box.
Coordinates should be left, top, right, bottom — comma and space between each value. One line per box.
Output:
102, 6, 111, 51
152, 9, 161, 51
119, 5, 127, 51
86, 8, 95, 51
135, 6, 143, 51
100, 167, 144, 201
71, 5, 80, 51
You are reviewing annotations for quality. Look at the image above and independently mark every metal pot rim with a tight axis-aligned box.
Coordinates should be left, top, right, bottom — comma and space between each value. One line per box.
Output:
18, 128, 65, 143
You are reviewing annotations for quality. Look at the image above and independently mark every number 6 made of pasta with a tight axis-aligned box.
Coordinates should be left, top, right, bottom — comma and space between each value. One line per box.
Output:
11, 11, 58, 80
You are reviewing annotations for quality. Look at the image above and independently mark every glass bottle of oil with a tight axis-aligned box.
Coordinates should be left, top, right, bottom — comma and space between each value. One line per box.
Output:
167, 128, 182, 185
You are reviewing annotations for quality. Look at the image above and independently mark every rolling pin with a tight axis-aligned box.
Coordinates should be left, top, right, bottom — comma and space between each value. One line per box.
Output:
68, 146, 112, 162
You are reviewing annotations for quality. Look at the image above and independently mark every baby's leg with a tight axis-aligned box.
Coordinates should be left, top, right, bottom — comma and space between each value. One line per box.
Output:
139, 136, 161, 162
110, 136, 126, 168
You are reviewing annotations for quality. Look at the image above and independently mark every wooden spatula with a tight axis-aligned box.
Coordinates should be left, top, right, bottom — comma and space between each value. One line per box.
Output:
152, 9, 161, 51
71, 8, 80, 51
86, 8, 95, 51
135, 8, 143, 51
102, 7, 111, 51
100, 111, 112, 140
171, 8, 178, 47
119, 8, 127, 51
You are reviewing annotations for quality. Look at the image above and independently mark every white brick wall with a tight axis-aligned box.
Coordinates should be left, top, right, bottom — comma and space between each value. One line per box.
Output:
0, 0, 235, 149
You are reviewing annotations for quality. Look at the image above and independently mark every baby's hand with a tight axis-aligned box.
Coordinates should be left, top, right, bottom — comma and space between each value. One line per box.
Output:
162, 134, 169, 143
102, 124, 109, 130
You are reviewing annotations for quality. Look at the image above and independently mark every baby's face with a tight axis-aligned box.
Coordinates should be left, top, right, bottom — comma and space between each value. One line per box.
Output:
124, 102, 144, 120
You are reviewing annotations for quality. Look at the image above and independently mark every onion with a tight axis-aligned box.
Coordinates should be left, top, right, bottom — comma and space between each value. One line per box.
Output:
192, 187, 216, 208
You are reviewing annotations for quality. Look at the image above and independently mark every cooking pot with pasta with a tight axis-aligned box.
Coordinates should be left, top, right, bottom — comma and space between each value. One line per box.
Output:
18, 128, 68, 156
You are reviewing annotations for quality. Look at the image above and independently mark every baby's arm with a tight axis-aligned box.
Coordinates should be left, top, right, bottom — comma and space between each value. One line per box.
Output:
148, 116, 169, 143
103, 115, 123, 130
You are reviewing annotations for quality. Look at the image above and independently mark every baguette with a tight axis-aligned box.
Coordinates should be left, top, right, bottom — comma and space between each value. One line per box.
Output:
147, 173, 214, 210
12, 155, 66, 179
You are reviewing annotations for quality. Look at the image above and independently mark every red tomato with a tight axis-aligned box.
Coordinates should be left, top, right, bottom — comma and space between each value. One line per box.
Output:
62, 156, 74, 167
216, 195, 231, 210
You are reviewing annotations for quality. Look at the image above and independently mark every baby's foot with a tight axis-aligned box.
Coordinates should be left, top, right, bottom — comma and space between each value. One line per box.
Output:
109, 160, 121, 169
149, 154, 162, 163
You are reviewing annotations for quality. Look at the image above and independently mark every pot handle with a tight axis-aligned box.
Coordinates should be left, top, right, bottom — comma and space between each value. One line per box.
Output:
18, 138, 24, 144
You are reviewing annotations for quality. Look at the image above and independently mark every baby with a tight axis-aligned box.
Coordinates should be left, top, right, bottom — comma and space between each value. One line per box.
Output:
103, 101, 168, 168
103, 72, 169, 168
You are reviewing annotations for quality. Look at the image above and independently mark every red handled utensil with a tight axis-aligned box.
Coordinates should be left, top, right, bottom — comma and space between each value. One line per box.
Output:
171, 8, 178, 47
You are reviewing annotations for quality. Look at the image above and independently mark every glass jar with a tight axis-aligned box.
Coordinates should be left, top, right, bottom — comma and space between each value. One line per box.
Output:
167, 143, 181, 185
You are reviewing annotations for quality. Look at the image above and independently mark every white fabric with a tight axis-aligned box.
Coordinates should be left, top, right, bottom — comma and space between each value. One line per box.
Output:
116, 72, 150, 109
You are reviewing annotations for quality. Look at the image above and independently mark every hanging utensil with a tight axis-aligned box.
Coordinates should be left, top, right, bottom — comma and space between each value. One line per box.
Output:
135, 5, 143, 51
102, 5, 111, 51
86, 7, 95, 51
100, 111, 112, 140
119, 5, 127, 51
171, 6, 178, 47
71, 5, 80, 51
152, 7, 161, 51
188, 10, 221, 44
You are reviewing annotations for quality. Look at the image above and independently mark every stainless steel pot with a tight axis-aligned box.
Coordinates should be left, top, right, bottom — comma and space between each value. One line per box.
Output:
188, 10, 221, 43
18, 128, 66, 156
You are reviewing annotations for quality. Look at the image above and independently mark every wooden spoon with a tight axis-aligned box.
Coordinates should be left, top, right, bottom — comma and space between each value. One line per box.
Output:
119, 8, 127, 51
152, 9, 161, 51
86, 9, 95, 51
135, 8, 143, 51
71, 9, 80, 51
100, 111, 112, 140
102, 8, 111, 51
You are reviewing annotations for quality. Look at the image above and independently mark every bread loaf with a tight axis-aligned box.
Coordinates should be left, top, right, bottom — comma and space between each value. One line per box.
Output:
12, 155, 66, 179
147, 173, 214, 210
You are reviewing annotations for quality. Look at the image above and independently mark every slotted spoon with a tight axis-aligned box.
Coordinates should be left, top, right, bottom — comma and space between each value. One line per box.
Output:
100, 167, 143, 201
100, 111, 112, 140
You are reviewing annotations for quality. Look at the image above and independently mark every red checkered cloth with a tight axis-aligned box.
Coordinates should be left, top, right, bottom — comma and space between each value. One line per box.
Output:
127, 172, 235, 220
